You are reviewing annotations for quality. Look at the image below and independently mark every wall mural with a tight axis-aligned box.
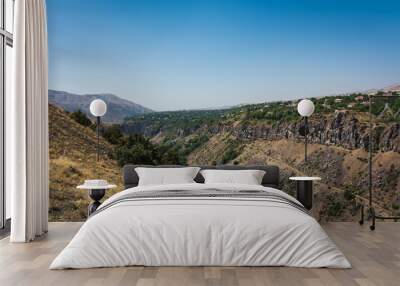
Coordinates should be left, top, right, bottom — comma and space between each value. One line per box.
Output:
46, 1, 400, 222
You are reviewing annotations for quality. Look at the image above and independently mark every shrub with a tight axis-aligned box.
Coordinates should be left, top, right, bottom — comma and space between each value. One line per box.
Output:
220, 139, 243, 164
103, 124, 124, 145
344, 187, 356, 201
115, 134, 159, 167
70, 110, 92, 127
327, 201, 344, 217
157, 144, 181, 165
221, 148, 240, 164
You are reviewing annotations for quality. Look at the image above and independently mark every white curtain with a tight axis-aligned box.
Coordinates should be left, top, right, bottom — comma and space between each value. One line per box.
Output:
8, 0, 49, 242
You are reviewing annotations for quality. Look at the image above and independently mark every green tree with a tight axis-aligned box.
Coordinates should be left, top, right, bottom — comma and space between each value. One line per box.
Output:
70, 110, 92, 127
158, 148, 181, 165
115, 134, 160, 167
103, 124, 124, 145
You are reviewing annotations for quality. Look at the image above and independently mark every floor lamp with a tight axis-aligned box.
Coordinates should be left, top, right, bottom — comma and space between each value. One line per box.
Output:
89, 99, 107, 161
359, 94, 400, 230
297, 99, 315, 162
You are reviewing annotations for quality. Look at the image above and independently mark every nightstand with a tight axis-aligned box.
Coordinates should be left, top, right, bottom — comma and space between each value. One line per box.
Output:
289, 176, 321, 210
77, 180, 117, 216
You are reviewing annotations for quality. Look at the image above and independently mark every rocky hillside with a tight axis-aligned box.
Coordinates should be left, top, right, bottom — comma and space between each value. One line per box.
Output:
121, 90, 400, 221
188, 136, 400, 221
49, 89, 153, 124
205, 111, 400, 152
48, 86, 400, 222
49, 104, 123, 221
123, 92, 400, 153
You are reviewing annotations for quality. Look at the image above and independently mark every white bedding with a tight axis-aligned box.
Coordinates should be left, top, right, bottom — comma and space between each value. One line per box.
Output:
50, 183, 351, 269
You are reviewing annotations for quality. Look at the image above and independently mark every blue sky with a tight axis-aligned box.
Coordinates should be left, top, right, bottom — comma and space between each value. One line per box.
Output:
47, 0, 400, 111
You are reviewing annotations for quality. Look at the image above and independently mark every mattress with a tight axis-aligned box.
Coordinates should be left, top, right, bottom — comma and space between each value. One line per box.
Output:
50, 183, 351, 269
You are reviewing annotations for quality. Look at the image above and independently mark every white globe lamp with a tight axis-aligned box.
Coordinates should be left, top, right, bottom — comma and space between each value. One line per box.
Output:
90, 99, 107, 161
297, 99, 315, 117
90, 99, 107, 117
297, 99, 314, 162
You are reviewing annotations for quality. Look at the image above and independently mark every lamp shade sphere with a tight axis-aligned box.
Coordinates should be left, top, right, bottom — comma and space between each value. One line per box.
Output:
297, 99, 315, 117
90, 99, 107, 117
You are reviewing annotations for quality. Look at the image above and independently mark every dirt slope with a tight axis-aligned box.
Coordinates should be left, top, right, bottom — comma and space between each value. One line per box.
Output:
189, 135, 399, 221
49, 104, 123, 221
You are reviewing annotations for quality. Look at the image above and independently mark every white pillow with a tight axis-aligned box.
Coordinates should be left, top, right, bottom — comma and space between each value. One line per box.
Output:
135, 167, 201, 186
200, 169, 266, 185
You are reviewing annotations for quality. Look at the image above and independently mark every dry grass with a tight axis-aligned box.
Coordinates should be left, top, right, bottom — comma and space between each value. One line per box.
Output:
187, 132, 235, 165
49, 104, 123, 221
188, 134, 400, 221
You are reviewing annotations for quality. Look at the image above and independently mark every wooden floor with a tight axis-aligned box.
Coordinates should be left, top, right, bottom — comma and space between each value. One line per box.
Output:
0, 222, 399, 286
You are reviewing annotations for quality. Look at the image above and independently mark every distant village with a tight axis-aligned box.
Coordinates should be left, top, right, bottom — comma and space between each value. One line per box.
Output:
304, 86, 397, 109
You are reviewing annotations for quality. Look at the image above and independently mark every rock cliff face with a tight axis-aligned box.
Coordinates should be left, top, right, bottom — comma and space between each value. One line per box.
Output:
124, 110, 400, 153
225, 111, 400, 152
214, 111, 370, 150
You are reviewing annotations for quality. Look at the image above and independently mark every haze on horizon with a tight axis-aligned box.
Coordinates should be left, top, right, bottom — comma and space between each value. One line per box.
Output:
47, 0, 400, 111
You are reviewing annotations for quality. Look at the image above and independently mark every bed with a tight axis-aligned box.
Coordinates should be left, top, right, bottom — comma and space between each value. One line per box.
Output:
50, 165, 351, 269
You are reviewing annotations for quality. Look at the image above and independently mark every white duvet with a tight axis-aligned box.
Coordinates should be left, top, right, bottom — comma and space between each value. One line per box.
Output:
50, 183, 351, 269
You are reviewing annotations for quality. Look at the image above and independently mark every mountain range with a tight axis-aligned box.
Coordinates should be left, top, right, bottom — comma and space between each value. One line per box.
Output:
48, 89, 153, 124
363, 84, 400, 95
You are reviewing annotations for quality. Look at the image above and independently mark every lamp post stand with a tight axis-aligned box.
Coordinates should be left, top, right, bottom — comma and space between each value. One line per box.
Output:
358, 94, 400, 230
96, 116, 100, 162
304, 116, 308, 162
297, 99, 314, 162
90, 99, 107, 162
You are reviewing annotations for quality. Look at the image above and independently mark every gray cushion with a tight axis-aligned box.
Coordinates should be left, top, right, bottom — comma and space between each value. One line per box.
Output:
122, 164, 280, 190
